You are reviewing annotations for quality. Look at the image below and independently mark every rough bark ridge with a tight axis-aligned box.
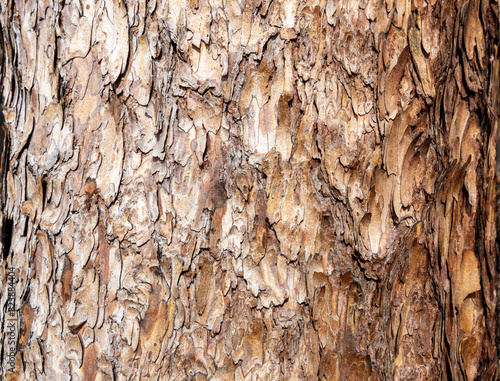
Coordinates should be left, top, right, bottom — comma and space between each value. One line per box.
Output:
0, 0, 498, 379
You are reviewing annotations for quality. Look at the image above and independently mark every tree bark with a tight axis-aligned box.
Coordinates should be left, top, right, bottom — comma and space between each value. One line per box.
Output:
0, 0, 498, 380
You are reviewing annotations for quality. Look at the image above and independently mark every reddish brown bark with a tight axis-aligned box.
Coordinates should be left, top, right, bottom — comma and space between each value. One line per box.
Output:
0, 0, 498, 379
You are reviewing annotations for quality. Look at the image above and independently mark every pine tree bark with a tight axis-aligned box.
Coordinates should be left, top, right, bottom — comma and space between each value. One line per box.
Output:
0, 0, 498, 379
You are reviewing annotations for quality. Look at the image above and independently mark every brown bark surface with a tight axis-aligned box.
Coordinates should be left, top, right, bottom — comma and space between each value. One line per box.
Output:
0, 0, 498, 379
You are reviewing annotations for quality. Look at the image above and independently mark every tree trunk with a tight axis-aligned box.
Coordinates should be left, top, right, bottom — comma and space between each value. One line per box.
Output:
0, 0, 498, 379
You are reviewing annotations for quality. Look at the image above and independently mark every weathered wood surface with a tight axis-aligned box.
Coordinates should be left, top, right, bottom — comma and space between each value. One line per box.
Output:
0, 0, 498, 379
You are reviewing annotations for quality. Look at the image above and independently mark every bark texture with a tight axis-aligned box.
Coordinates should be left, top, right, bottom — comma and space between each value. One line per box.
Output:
0, 0, 498, 379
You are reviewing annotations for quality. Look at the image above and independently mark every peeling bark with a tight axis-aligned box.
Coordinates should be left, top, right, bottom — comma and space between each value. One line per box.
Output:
0, 0, 498, 379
